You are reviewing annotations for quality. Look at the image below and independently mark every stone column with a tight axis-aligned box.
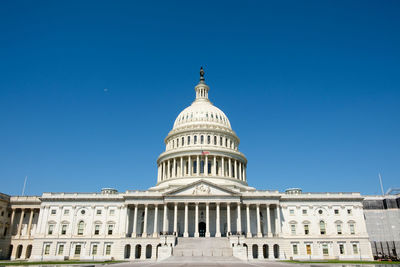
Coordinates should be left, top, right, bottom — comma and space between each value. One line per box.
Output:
239, 162, 242, 180
256, 204, 262, 237
196, 156, 200, 176
17, 209, 25, 236
234, 160, 238, 179
213, 156, 217, 176
167, 160, 170, 179
184, 203, 189, 237
215, 203, 221, 237
226, 203, 231, 235
27, 209, 34, 237
228, 158, 232, 177
205, 155, 208, 176
243, 164, 246, 181
246, 204, 251, 237
237, 203, 242, 235
157, 164, 160, 182
188, 156, 192, 176
173, 158, 176, 178
173, 203, 178, 235
153, 205, 158, 237
266, 205, 272, 237
276, 205, 281, 235
132, 204, 138, 237
194, 203, 199, 237
9, 209, 15, 236
205, 203, 210, 237
221, 157, 225, 177
162, 161, 166, 180
142, 204, 148, 237
180, 157, 184, 177
163, 204, 168, 234
124, 206, 130, 236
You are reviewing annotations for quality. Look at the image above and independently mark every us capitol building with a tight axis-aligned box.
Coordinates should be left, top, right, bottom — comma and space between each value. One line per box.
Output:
0, 68, 375, 261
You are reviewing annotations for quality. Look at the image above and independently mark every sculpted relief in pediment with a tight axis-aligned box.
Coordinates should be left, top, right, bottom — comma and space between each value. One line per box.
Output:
192, 184, 211, 195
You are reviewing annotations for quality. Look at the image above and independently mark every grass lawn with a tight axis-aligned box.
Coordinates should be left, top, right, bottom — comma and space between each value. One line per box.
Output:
0, 260, 125, 265
281, 260, 400, 264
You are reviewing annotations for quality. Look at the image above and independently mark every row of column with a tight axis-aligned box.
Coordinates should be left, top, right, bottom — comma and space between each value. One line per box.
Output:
7, 208, 37, 237
157, 155, 246, 182
129, 203, 281, 238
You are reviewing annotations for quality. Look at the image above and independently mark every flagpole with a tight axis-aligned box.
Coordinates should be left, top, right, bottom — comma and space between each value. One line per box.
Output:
22, 176, 28, 196
379, 173, 384, 196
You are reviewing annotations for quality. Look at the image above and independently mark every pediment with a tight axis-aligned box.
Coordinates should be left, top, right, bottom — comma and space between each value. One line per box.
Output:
164, 180, 240, 197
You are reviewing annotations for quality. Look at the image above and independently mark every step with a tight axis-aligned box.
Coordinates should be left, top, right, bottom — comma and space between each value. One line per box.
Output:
173, 237, 233, 257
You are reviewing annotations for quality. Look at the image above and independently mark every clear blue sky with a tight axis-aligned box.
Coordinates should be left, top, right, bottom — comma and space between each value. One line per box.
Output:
1, 1, 399, 196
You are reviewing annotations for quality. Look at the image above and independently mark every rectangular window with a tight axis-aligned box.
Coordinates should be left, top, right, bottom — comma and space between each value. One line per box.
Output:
291, 224, 296, 235
109, 209, 115, 215
334, 209, 339, 215
94, 224, 100, 235
51, 209, 56, 215
105, 244, 111, 255
63, 209, 69, 215
339, 244, 345, 255
347, 209, 352, 215
322, 244, 329, 256
289, 209, 294, 215
352, 244, 358, 254
302, 209, 307, 215
48, 224, 54, 235
61, 225, 67, 235
92, 244, 98, 255
350, 224, 355, 235
58, 244, 64, 255
74, 245, 81, 255
304, 224, 309, 235
108, 224, 114, 235
306, 244, 311, 255
96, 209, 102, 215
337, 224, 342, 235
44, 244, 50, 255
293, 244, 298, 255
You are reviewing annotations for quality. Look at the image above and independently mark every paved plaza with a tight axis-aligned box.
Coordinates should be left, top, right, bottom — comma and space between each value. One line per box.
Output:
98, 258, 396, 267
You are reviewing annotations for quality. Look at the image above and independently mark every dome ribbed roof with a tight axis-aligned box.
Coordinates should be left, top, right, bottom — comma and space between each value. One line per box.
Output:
173, 100, 231, 130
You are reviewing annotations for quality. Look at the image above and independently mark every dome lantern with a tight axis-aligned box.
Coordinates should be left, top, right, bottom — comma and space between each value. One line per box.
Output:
195, 67, 210, 101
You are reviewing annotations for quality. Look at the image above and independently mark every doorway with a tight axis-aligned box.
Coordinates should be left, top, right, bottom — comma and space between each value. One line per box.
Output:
199, 222, 206, 237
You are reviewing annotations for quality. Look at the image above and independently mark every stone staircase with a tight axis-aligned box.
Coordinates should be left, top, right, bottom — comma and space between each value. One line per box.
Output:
172, 237, 233, 257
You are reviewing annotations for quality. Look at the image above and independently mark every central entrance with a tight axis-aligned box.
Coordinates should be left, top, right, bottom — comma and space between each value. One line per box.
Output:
199, 222, 206, 237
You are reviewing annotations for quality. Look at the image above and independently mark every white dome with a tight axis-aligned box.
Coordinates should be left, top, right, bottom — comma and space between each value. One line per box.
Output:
173, 99, 231, 130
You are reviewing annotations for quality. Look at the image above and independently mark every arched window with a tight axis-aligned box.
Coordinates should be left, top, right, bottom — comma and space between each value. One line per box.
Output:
176, 138, 179, 147
207, 135, 210, 144
193, 161, 197, 173
214, 136, 217, 145
194, 136, 197, 144
187, 136, 191, 144
77, 221, 84, 235
182, 137, 184, 146
348, 221, 356, 235
172, 140, 175, 148
319, 221, 326, 235
201, 135, 204, 144
225, 138, 228, 147
220, 137, 222, 146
